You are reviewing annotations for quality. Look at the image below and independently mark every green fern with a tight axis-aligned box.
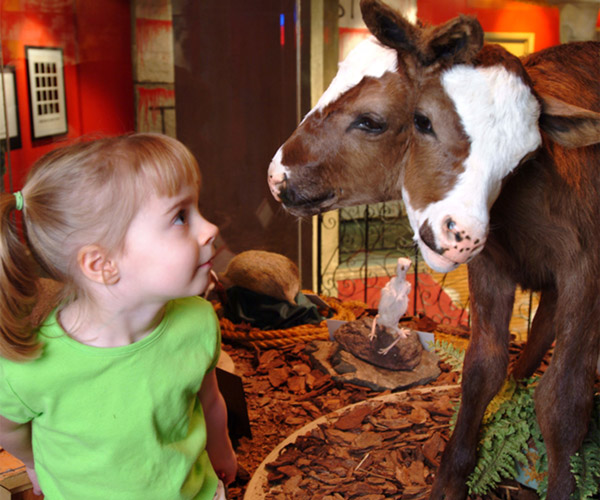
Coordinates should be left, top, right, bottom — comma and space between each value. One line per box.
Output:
468, 421, 528, 493
431, 339, 465, 382
467, 380, 537, 494
432, 341, 599, 497
528, 410, 548, 499
570, 395, 600, 500
431, 339, 465, 429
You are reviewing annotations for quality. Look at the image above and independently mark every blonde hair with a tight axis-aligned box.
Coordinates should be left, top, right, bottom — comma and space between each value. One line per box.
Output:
0, 133, 201, 361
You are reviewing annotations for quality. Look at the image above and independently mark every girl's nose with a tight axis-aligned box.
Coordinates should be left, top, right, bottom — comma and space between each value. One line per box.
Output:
200, 220, 219, 246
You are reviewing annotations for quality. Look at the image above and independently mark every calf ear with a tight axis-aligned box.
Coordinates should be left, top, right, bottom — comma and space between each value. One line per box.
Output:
539, 93, 600, 148
420, 15, 483, 66
360, 0, 420, 53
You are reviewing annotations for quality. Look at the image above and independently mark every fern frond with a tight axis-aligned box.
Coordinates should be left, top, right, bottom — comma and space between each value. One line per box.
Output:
482, 378, 518, 424
431, 339, 465, 381
433, 339, 599, 498
570, 394, 600, 500
468, 405, 532, 494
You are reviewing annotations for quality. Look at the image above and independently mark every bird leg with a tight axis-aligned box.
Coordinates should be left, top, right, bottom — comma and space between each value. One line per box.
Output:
379, 326, 411, 355
369, 315, 379, 341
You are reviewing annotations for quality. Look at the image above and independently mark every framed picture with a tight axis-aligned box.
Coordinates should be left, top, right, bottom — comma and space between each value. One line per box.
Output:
484, 32, 535, 57
0, 67, 21, 149
25, 46, 68, 139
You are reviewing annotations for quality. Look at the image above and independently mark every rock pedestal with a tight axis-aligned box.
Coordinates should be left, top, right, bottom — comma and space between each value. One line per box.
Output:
307, 316, 441, 392
334, 316, 423, 371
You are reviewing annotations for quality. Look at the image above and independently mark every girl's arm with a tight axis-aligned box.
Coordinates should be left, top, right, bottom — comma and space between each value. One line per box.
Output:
0, 415, 34, 467
0, 415, 41, 494
198, 369, 237, 484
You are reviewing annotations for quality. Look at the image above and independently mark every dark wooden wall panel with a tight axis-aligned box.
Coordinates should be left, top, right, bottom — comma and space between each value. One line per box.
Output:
173, 0, 313, 285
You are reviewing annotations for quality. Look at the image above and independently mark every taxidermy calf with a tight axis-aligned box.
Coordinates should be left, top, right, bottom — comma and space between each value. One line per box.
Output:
267, 0, 600, 497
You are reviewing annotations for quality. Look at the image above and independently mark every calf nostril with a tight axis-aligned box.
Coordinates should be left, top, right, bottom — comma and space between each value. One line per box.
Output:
268, 172, 288, 189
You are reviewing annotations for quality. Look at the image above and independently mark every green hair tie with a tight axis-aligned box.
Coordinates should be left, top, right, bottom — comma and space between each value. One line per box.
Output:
13, 191, 24, 211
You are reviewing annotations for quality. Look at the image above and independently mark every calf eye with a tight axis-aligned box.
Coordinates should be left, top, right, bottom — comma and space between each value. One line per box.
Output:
414, 112, 434, 135
350, 114, 387, 134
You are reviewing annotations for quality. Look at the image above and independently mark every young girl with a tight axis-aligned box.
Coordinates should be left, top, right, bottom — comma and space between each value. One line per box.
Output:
0, 133, 237, 499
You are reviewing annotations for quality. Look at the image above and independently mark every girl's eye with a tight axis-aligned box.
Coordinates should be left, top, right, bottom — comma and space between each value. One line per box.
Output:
174, 209, 187, 225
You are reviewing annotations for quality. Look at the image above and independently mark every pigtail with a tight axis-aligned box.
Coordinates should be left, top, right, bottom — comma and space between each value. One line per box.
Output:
0, 192, 42, 361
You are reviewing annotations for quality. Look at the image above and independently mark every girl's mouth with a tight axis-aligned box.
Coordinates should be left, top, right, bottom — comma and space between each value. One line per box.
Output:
199, 244, 224, 269
199, 258, 213, 269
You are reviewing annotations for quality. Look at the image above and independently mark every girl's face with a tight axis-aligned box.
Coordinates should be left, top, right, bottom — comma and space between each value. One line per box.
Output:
116, 185, 218, 304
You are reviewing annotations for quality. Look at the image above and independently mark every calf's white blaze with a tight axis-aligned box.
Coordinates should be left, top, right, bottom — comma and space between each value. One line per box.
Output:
405, 64, 542, 273
310, 36, 398, 115
443, 64, 542, 190
268, 37, 399, 196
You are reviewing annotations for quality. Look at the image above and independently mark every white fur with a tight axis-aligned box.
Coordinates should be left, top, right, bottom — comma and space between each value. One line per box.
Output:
405, 65, 542, 273
402, 187, 462, 272
267, 148, 287, 199
442, 65, 541, 201
269, 37, 398, 184
310, 36, 398, 117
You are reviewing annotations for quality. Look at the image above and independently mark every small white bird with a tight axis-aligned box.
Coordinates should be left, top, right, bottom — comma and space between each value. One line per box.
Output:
370, 257, 412, 355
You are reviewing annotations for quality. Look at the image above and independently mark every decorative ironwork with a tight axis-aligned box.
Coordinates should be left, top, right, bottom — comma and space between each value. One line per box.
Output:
317, 201, 537, 337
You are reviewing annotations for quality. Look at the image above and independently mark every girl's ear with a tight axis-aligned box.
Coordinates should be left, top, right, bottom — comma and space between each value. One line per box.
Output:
77, 245, 120, 285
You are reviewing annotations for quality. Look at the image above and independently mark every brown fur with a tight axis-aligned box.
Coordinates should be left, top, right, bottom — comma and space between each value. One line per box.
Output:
360, 0, 421, 54
404, 73, 471, 210
278, 71, 417, 212
368, 4, 600, 499
269, 1, 600, 497
476, 42, 533, 84
526, 42, 600, 149
222, 250, 300, 304
418, 14, 483, 67
273, 6, 483, 216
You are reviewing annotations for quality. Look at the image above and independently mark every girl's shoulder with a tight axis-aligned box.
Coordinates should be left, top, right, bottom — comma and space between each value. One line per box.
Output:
166, 297, 220, 354
169, 296, 217, 322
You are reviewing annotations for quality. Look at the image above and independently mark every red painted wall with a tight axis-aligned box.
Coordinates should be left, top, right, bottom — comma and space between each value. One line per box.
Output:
74, 0, 135, 138
1, 0, 134, 192
418, 0, 561, 52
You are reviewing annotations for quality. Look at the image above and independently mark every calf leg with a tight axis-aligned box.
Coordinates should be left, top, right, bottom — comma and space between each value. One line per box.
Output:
430, 257, 515, 500
511, 287, 557, 380
534, 287, 599, 499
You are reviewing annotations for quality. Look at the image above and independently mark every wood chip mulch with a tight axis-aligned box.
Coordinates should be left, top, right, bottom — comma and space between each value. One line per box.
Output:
223, 318, 545, 500
261, 384, 461, 500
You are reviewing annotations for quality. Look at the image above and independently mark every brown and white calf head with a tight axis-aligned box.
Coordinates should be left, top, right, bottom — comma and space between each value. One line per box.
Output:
403, 48, 542, 272
268, 34, 416, 216
269, 0, 586, 274
268, 0, 486, 224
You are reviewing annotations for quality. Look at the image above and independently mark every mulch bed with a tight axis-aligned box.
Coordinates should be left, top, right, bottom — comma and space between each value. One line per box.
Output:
258, 385, 461, 499
223, 315, 547, 500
